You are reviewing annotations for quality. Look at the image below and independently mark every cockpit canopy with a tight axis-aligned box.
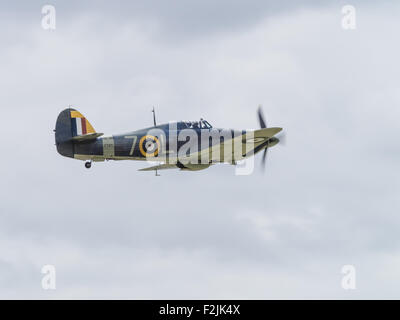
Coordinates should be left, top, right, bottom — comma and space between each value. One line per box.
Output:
179, 119, 212, 129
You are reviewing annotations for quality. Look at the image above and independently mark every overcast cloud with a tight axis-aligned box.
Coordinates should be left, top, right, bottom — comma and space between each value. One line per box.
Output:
0, 0, 399, 299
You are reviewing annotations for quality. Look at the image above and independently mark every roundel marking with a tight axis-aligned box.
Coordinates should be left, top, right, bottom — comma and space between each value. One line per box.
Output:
139, 135, 160, 157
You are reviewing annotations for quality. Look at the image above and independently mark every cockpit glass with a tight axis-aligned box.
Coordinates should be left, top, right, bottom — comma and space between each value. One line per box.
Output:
203, 120, 212, 128
182, 120, 213, 129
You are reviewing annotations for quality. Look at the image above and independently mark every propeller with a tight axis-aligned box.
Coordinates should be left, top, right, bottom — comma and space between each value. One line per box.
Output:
257, 105, 285, 171
257, 105, 267, 129
257, 106, 268, 170
261, 147, 268, 167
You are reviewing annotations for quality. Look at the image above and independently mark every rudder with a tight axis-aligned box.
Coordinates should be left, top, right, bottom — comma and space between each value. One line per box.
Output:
70, 110, 96, 137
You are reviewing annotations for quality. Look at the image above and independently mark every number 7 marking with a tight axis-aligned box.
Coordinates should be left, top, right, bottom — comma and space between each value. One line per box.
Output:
124, 136, 138, 156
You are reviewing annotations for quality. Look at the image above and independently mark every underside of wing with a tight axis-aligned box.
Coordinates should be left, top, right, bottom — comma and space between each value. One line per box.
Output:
138, 163, 178, 171
139, 162, 213, 172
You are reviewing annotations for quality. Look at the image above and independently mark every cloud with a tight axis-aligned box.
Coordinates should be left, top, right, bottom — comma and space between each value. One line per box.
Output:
0, 1, 400, 298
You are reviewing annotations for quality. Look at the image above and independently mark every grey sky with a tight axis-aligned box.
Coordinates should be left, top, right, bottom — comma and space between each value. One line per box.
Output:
0, 1, 399, 298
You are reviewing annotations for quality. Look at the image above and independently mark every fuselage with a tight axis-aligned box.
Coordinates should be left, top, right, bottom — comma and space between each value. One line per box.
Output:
71, 122, 257, 164
55, 108, 281, 171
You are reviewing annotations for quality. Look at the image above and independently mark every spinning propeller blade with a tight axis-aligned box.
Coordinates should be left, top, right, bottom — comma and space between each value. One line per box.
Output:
257, 105, 267, 129
261, 147, 268, 171
256, 105, 284, 171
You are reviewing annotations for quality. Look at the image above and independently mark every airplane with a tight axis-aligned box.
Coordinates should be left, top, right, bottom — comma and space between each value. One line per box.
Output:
54, 106, 284, 173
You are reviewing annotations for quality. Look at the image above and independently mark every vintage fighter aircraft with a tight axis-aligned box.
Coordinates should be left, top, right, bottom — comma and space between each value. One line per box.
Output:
54, 106, 284, 173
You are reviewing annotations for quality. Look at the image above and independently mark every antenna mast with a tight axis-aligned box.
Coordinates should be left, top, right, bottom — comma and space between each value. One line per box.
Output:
152, 107, 157, 126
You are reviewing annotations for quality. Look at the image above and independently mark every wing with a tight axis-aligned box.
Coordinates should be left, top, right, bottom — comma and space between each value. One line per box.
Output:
138, 163, 178, 171
190, 127, 282, 163
139, 127, 282, 169
241, 127, 282, 157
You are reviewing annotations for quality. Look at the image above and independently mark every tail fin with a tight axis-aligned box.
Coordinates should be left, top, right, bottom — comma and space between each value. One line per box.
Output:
69, 110, 96, 137
54, 108, 99, 158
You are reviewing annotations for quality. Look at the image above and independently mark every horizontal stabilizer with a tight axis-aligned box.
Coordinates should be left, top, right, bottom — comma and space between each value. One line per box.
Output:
71, 132, 104, 142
